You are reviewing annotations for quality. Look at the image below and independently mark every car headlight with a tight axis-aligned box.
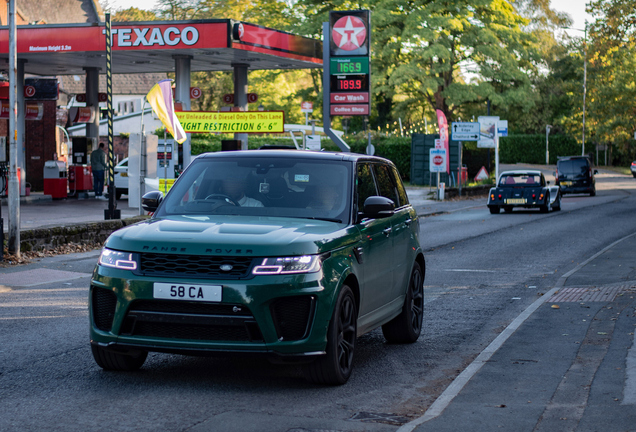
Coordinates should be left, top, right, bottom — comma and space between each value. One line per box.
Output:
252, 255, 321, 275
98, 248, 138, 270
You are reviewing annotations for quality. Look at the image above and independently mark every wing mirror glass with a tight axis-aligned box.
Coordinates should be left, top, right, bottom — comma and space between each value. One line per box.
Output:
142, 191, 164, 212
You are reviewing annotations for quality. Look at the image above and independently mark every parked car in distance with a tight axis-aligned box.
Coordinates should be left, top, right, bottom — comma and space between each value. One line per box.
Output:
555, 156, 597, 196
89, 150, 425, 385
630, 161, 636, 178
487, 170, 560, 214
113, 158, 128, 200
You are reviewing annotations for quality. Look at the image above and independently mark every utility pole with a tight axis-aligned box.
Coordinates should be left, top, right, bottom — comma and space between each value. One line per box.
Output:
582, 20, 588, 156
8, 0, 20, 257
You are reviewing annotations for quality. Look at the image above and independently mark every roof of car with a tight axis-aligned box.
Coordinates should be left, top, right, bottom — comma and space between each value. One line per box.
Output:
196, 149, 392, 164
500, 170, 543, 176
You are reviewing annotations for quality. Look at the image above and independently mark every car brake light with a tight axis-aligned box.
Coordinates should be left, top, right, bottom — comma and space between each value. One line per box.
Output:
498, 194, 502, 199
555, 169, 558, 180
491, 194, 494, 200
532, 194, 536, 199
539, 194, 544, 200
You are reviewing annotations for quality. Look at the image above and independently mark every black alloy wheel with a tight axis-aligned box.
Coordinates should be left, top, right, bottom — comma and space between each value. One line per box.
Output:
382, 261, 424, 344
304, 285, 357, 385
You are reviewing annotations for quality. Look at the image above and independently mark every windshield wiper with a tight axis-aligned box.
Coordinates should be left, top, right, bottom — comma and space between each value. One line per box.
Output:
300, 216, 343, 223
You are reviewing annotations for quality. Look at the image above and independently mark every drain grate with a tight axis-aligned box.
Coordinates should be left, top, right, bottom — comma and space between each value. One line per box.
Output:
349, 412, 411, 426
548, 286, 625, 303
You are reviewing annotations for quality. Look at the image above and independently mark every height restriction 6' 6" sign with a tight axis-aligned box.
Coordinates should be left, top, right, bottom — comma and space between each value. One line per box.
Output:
175, 111, 284, 134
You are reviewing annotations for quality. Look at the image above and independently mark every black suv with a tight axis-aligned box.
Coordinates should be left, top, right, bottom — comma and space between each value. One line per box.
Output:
555, 156, 598, 196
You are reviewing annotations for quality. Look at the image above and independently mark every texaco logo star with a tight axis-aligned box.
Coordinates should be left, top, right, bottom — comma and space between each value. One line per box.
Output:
332, 16, 366, 51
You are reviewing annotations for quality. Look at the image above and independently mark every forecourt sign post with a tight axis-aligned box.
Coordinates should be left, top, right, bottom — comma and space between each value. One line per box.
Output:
451, 122, 479, 196
323, 10, 371, 151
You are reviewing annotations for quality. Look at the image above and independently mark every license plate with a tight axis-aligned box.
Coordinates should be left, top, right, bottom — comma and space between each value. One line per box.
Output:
506, 198, 526, 204
153, 283, 222, 302
561, 181, 572, 186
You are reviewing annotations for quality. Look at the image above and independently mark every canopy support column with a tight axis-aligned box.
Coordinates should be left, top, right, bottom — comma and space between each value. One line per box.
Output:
233, 64, 248, 150
84, 67, 100, 151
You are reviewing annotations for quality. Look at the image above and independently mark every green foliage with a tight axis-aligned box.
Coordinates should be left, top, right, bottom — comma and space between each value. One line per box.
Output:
499, 134, 581, 164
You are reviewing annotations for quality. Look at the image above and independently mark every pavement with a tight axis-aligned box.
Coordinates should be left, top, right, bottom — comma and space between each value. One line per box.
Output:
402, 232, 636, 432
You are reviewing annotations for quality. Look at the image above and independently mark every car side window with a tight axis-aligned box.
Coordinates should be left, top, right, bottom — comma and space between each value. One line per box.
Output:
373, 164, 399, 205
391, 166, 409, 207
356, 163, 378, 212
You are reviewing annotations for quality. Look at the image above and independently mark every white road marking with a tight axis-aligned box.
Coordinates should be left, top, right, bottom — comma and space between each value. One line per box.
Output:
443, 269, 497, 273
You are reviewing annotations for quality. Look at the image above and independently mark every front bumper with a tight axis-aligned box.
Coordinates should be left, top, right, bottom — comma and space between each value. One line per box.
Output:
89, 264, 340, 357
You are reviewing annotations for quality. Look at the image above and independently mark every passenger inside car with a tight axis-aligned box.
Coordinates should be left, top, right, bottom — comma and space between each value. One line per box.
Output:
306, 185, 339, 210
220, 177, 264, 207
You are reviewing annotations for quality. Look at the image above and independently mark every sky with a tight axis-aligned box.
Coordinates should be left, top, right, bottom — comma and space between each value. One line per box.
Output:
108, 0, 594, 35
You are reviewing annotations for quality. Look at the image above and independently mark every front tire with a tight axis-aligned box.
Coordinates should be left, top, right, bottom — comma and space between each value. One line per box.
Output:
382, 262, 424, 344
304, 285, 357, 385
489, 206, 500, 214
552, 193, 561, 211
91, 344, 147, 371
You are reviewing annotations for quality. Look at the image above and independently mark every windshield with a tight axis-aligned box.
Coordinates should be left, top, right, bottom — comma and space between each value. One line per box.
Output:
154, 156, 352, 223
499, 173, 542, 186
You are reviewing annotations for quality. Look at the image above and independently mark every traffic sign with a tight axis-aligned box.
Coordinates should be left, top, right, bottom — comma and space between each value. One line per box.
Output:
301, 101, 313, 113
451, 122, 479, 141
477, 116, 499, 149
474, 166, 489, 181
498, 120, 508, 137
430, 148, 447, 173
247, 93, 258, 103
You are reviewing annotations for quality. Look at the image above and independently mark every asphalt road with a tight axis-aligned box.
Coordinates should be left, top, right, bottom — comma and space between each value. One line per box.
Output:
0, 171, 635, 431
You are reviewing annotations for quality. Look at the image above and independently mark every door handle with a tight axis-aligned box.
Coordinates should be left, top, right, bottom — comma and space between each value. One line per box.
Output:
383, 227, 392, 237
404, 218, 412, 226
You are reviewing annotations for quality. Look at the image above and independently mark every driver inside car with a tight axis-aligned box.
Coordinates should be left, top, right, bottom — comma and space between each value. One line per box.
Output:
220, 176, 264, 207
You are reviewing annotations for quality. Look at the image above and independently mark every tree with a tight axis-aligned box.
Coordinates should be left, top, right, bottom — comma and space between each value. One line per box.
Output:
112, 7, 158, 22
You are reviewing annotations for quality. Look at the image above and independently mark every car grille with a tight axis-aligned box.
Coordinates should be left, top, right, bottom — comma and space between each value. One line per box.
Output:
138, 253, 254, 279
120, 300, 263, 342
270, 296, 316, 341
92, 287, 117, 332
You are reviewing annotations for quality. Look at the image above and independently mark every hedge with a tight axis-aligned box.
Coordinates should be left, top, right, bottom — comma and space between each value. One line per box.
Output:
188, 133, 587, 183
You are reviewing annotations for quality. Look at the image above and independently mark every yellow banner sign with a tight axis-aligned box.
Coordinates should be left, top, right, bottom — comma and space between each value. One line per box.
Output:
159, 178, 175, 194
175, 111, 285, 134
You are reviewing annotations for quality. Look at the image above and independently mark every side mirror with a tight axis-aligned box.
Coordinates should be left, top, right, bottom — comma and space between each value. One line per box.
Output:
593, 169, 598, 175
142, 191, 164, 212
547, 180, 551, 185
362, 196, 395, 220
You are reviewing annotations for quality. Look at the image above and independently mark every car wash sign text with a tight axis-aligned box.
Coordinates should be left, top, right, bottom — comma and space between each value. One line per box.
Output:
176, 111, 285, 134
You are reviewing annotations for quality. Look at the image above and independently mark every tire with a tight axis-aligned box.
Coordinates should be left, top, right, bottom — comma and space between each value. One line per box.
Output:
503, 206, 513, 213
91, 344, 147, 371
382, 261, 424, 344
552, 194, 561, 211
590, 188, 596, 197
304, 285, 357, 385
489, 206, 500, 214
115, 189, 124, 200
540, 193, 550, 213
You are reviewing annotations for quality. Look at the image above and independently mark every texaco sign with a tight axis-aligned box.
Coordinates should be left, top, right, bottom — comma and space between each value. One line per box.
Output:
331, 16, 367, 51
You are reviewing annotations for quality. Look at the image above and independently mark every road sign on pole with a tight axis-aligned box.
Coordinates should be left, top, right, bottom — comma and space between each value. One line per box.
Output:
430, 148, 446, 173
450, 122, 479, 141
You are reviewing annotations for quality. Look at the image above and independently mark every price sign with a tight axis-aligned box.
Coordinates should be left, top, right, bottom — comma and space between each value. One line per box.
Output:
330, 75, 369, 92
330, 57, 369, 75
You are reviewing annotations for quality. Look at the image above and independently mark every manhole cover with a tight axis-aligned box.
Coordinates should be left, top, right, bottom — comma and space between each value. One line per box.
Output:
548, 285, 625, 303
350, 412, 411, 426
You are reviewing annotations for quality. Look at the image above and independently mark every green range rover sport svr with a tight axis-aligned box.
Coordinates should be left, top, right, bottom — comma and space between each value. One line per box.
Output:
89, 150, 424, 385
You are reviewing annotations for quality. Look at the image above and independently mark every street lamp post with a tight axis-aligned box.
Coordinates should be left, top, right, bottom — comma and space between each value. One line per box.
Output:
564, 21, 588, 156
546, 125, 552, 165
